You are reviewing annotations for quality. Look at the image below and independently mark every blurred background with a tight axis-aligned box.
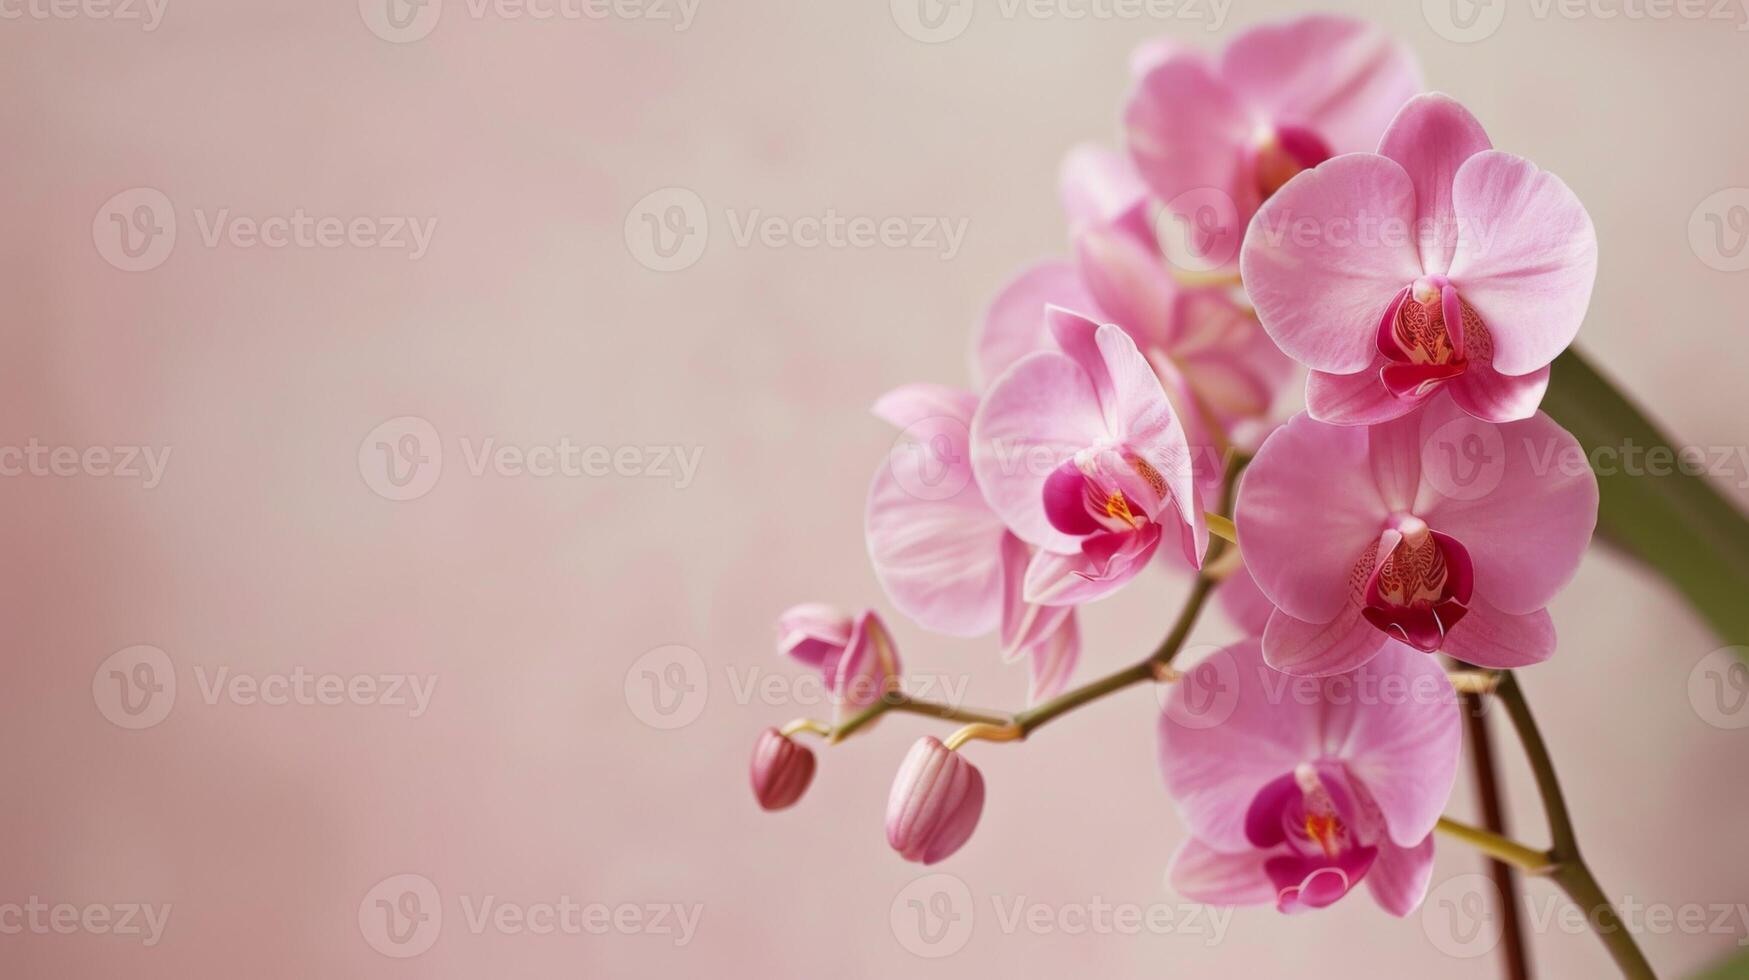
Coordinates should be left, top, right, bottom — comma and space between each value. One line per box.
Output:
2, 0, 1746, 976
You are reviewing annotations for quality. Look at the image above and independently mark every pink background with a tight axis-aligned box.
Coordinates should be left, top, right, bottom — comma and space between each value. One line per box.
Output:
3, 1, 1747, 976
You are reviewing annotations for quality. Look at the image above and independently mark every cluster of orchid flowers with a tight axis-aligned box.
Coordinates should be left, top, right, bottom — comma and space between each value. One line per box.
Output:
752, 13, 1630, 963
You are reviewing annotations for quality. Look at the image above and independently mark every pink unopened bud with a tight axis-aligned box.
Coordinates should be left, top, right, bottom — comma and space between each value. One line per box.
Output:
885, 736, 985, 864
750, 727, 816, 811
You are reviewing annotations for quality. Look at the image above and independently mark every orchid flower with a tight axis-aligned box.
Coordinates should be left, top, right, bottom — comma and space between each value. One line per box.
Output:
1160, 639, 1460, 915
776, 606, 903, 723
972, 308, 1208, 605
865, 384, 1081, 701
1242, 94, 1598, 425
978, 228, 1295, 474
1237, 399, 1598, 675
1125, 15, 1421, 268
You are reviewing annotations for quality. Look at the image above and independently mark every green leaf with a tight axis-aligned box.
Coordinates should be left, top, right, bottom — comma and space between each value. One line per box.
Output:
1690, 948, 1749, 980
1542, 348, 1749, 651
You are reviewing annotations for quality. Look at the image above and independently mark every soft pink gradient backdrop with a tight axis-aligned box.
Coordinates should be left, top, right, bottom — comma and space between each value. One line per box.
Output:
3, 1, 1747, 977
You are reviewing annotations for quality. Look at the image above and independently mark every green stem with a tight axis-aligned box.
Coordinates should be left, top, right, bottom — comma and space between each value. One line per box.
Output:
1496, 672, 1658, 980
1435, 816, 1553, 875
827, 693, 1007, 743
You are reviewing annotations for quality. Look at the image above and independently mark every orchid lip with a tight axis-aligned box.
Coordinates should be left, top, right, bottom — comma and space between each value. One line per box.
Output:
1375, 278, 1486, 401
1360, 525, 1475, 654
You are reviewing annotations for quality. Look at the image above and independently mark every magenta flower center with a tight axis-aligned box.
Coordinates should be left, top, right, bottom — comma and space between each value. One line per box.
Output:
1376, 276, 1495, 400
1042, 447, 1166, 538
1359, 521, 1474, 654
1246, 765, 1378, 914
1251, 124, 1333, 201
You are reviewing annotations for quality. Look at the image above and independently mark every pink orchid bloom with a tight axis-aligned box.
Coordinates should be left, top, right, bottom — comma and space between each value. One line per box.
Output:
1126, 15, 1421, 268
977, 230, 1294, 485
972, 308, 1208, 606
1237, 399, 1598, 676
865, 385, 1081, 701
776, 606, 903, 723
1242, 94, 1599, 425
1160, 639, 1460, 915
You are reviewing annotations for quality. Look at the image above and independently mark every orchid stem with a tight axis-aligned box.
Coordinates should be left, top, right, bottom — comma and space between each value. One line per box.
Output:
1495, 672, 1658, 980
1435, 816, 1554, 874
827, 694, 1008, 744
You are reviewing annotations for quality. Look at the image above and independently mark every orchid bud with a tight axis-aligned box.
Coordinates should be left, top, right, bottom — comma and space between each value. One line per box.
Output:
776, 603, 853, 671
885, 736, 985, 864
750, 727, 816, 811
